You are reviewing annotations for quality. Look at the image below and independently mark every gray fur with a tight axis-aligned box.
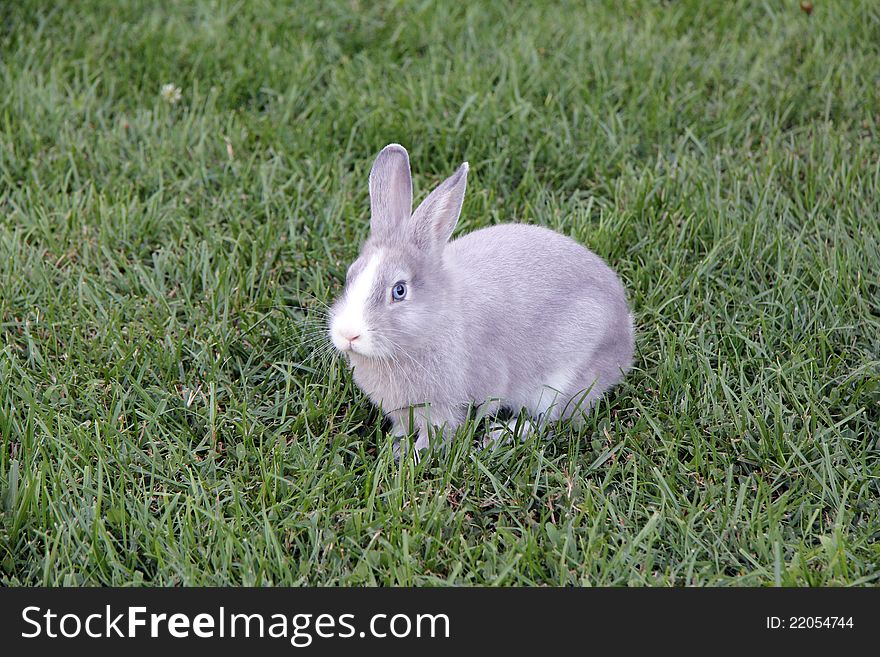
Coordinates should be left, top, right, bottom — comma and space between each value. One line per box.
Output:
368, 144, 412, 239
329, 144, 635, 452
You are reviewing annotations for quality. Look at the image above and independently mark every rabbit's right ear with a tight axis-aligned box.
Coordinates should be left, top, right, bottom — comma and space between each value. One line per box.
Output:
369, 144, 413, 238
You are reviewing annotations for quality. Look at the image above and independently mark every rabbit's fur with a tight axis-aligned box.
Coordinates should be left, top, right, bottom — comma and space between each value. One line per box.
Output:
329, 144, 634, 453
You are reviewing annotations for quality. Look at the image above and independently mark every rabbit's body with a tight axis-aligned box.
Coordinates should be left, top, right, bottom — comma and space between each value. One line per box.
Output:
447, 223, 633, 423
330, 145, 633, 453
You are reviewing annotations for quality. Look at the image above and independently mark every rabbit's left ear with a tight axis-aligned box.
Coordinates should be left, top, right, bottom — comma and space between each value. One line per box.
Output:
369, 144, 413, 239
411, 162, 468, 250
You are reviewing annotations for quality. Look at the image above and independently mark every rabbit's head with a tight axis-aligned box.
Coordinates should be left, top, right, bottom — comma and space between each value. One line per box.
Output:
329, 144, 468, 360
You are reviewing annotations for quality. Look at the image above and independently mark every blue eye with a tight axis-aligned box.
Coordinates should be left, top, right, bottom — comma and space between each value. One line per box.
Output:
391, 281, 407, 301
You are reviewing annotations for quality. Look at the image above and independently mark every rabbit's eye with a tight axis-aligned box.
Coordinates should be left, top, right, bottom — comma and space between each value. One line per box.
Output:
391, 281, 407, 301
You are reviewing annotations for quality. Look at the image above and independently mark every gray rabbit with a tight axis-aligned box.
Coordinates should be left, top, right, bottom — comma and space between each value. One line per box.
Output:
329, 144, 634, 454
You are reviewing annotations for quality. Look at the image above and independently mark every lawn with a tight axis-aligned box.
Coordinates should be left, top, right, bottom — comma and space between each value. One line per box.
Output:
1, 0, 878, 586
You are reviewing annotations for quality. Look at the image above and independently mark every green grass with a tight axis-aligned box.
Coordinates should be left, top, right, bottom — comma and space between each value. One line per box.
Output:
1, 0, 879, 586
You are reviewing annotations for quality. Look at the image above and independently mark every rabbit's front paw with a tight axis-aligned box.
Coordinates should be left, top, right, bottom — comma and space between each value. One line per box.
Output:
483, 416, 535, 448
392, 431, 429, 462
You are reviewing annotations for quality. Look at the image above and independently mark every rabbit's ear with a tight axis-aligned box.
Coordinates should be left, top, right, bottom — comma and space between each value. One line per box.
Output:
411, 162, 468, 250
369, 144, 413, 238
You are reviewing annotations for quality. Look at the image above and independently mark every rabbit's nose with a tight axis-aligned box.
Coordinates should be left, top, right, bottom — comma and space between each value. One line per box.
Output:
341, 331, 361, 343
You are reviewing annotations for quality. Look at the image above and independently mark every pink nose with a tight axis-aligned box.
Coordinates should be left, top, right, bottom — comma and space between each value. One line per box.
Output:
341, 331, 360, 343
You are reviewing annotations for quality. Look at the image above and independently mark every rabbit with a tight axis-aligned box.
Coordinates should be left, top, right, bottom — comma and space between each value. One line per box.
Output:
328, 143, 634, 455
